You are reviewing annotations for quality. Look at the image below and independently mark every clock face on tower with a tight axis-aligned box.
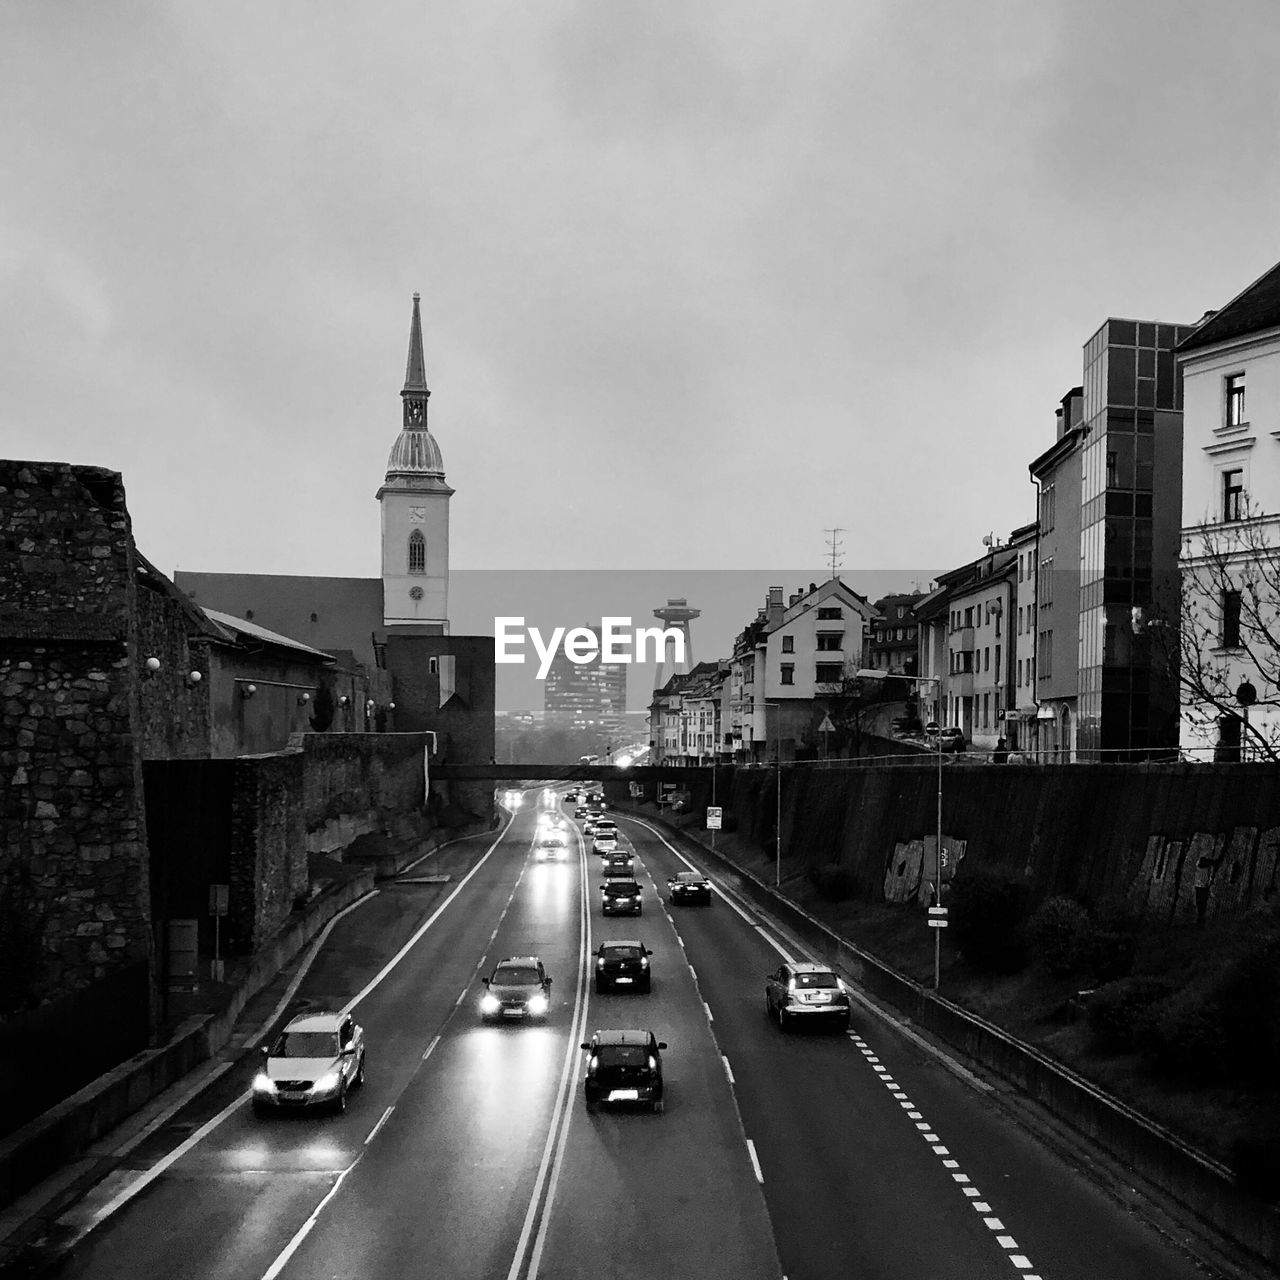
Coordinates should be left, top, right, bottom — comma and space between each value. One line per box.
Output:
409, 507, 425, 522
406, 400, 424, 424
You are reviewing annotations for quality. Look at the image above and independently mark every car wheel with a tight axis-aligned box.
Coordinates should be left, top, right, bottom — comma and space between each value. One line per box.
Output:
252, 1099, 270, 1117
640, 978, 652, 994
779, 1008, 791, 1032
354, 1051, 366, 1088
652, 1097, 664, 1114
333, 1083, 347, 1115
585, 1096, 599, 1115
595, 980, 606, 994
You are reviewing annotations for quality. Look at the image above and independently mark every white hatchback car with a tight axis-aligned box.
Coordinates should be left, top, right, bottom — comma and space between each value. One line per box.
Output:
253, 1010, 366, 1114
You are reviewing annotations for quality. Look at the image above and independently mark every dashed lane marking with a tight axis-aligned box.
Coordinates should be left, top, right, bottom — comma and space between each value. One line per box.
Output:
422, 1035, 441, 1061
722, 1055, 735, 1085
364, 1106, 394, 1146
703, 1001, 714, 1023
745, 1138, 764, 1184
846, 1030, 1042, 1278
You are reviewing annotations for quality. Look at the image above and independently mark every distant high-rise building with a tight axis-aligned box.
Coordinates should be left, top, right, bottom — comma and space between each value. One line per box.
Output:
544, 625, 626, 730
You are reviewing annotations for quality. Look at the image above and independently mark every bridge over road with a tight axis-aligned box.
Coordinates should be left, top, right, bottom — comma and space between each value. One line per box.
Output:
430, 762, 716, 785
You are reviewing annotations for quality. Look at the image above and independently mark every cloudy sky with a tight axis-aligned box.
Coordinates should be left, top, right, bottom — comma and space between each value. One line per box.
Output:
6, 1, 1280, 602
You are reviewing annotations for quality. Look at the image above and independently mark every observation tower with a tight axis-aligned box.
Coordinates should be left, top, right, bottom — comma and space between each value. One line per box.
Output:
652, 597, 700, 692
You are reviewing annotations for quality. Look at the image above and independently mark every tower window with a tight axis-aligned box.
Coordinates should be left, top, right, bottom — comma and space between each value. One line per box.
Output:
408, 529, 426, 573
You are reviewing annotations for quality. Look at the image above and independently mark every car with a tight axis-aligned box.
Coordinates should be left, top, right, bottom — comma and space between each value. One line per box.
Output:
480, 956, 553, 1022
602, 850, 634, 876
668, 870, 712, 905
601, 878, 642, 915
253, 1010, 366, 1114
587, 792, 605, 807
592, 833, 619, 856
574, 806, 589, 819
564, 790, 579, 802
593, 818, 618, 836
924, 723, 967, 753
581, 1029, 666, 1113
583, 817, 598, 836
764, 962, 852, 1032
594, 940, 653, 993
536, 837, 566, 862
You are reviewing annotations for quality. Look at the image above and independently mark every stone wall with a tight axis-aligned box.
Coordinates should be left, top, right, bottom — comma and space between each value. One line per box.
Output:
0, 462, 152, 1025
634, 761, 1280, 925
135, 578, 215, 759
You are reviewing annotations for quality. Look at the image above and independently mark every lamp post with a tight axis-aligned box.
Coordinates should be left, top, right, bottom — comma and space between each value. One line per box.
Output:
764, 701, 784, 886
857, 669, 945, 990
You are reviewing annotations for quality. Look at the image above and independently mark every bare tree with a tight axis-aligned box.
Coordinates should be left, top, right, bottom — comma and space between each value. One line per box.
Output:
1168, 503, 1280, 761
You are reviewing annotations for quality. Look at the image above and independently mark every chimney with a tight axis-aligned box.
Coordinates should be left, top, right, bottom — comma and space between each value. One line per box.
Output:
809, 582, 817, 593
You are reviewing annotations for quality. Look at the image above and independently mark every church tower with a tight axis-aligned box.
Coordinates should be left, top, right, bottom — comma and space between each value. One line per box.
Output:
378, 293, 453, 631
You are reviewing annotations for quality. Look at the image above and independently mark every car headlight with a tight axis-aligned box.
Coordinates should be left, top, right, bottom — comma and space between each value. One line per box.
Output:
480, 993, 500, 1013
253, 1072, 276, 1093
312, 1071, 341, 1093
527, 993, 548, 1015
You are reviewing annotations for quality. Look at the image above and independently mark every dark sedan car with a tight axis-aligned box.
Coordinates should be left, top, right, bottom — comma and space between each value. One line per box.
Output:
480, 956, 552, 1022
668, 870, 712, 905
581, 1029, 666, 1113
601, 878, 642, 916
595, 940, 653, 993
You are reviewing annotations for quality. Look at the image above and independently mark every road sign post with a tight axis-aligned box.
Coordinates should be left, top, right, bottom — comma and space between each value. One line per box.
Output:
209, 883, 229, 982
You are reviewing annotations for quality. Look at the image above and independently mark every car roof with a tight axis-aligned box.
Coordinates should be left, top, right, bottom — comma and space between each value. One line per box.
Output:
674, 870, 706, 880
603, 878, 640, 888
598, 939, 643, 949
495, 955, 541, 968
284, 1011, 345, 1032
788, 962, 836, 974
591, 1029, 656, 1046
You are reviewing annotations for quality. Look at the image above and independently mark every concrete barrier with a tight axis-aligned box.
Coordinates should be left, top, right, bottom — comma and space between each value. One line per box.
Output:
620, 803, 1280, 1272
0, 868, 375, 1209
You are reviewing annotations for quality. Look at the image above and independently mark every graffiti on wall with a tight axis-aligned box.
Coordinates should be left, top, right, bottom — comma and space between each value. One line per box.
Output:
883, 836, 967, 907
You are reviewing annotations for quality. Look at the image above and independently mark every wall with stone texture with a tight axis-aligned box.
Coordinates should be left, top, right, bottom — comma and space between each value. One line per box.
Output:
0, 462, 152, 1023
135, 580, 214, 759
643, 760, 1280, 926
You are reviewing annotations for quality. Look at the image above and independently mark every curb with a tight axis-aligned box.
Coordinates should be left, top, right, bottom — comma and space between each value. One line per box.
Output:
0, 868, 375, 1213
618, 802, 1280, 1275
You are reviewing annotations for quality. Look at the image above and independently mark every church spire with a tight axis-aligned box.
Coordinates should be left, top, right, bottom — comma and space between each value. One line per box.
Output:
401, 292, 430, 428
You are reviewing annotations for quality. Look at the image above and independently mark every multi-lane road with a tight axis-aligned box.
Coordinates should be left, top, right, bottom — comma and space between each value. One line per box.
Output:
20, 786, 1219, 1280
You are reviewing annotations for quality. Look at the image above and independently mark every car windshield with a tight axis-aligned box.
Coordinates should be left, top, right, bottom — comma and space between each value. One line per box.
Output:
675, 873, 704, 884
597, 1045, 648, 1067
794, 971, 839, 989
494, 967, 540, 985
602, 945, 643, 959
272, 1031, 339, 1058
603, 882, 639, 895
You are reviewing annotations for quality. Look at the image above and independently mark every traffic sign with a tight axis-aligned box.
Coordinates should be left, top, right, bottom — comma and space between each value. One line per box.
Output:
706, 806, 723, 830
928, 905, 948, 916
927, 918, 949, 928
817, 714, 836, 734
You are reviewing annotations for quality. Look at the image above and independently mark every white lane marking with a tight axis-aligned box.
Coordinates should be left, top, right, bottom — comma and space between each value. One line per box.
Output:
688, 965, 698, 983
261, 1163, 356, 1280
455, 989, 468, 1007
745, 1138, 764, 1184
69, 1086, 249, 1237
984, 1216, 1005, 1229
510, 827, 593, 1280
722, 1055, 735, 1085
365, 1106, 394, 1145
703, 1000, 714, 1022
997, 1235, 1019, 1249
422, 1035, 441, 1061
341, 811, 518, 1016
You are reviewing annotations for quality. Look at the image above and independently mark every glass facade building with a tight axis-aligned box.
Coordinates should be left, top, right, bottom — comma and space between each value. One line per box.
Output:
543, 625, 627, 730
1076, 318, 1196, 759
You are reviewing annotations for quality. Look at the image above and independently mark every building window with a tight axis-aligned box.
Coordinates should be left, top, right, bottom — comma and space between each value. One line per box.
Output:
1039, 557, 1054, 606
1038, 630, 1053, 679
1226, 373, 1246, 428
1222, 589, 1243, 648
816, 633, 843, 651
780, 664, 795, 685
1106, 451, 1117, 489
815, 663, 844, 684
964, 606, 974, 627
408, 529, 426, 573
781, 635, 794, 653
995, 644, 1000, 673
1223, 469, 1245, 522
1017, 658, 1022, 687
984, 647, 990, 672
1040, 482, 1056, 532
817, 607, 843, 620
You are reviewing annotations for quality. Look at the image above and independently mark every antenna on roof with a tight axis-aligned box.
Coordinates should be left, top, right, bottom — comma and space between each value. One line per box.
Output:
824, 527, 846, 578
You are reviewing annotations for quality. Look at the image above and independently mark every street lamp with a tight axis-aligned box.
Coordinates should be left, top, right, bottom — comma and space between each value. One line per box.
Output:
856, 669, 945, 991
764, 701, 784, 886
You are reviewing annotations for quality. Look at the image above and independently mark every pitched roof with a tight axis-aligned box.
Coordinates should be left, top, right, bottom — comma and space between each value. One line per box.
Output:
202, 607, 337, 663
1178, 258, 1280, 354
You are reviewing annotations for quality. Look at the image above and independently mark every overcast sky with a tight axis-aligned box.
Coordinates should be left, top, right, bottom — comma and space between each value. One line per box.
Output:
5, 2, 1280, 592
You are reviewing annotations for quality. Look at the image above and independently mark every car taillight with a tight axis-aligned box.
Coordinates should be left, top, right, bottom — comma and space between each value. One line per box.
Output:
640, 957, 648, 968
647, 1056, 657, 1070
596, 957, 605, 967
588, 1055, 598, 1074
